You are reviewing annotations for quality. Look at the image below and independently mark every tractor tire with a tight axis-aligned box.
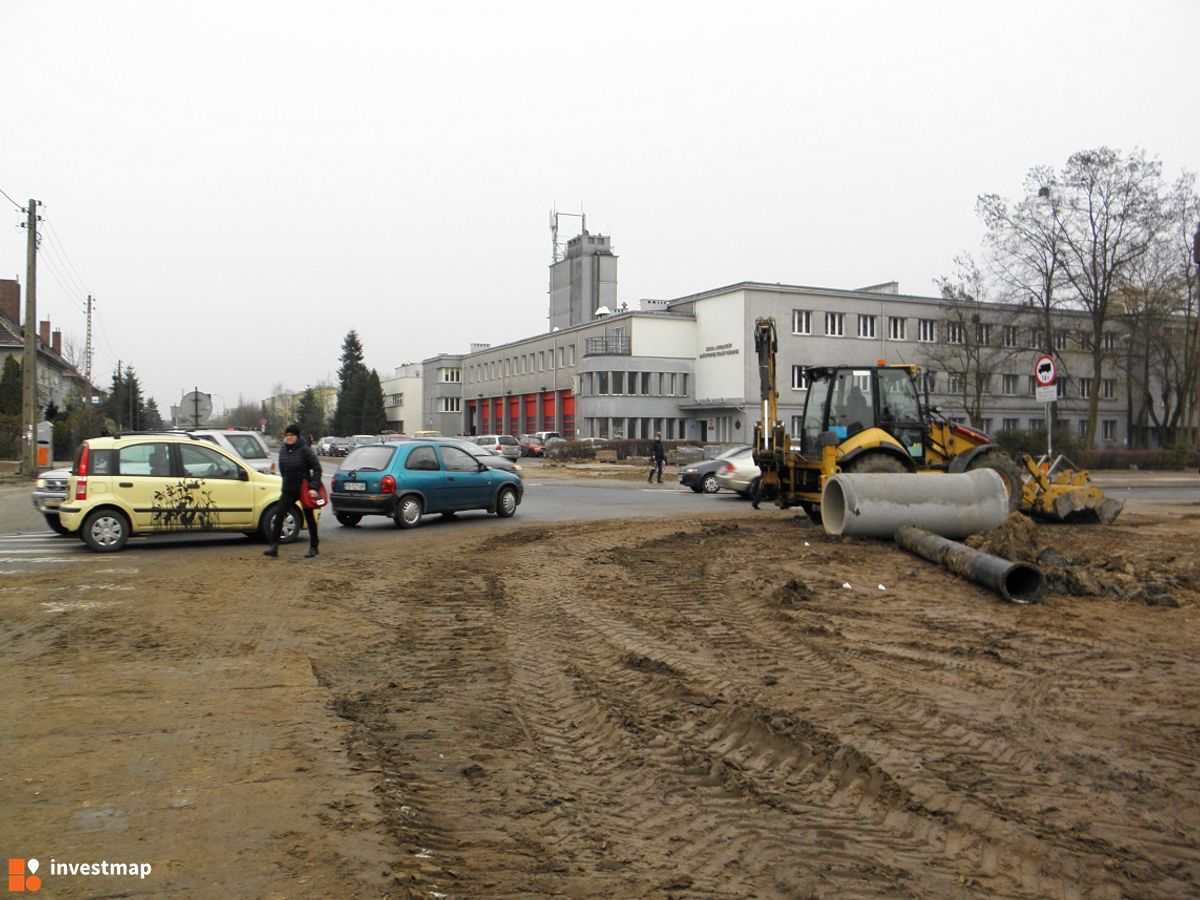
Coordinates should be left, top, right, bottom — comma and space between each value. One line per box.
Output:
842, 453, 907, 474
965, 450, 1023, 513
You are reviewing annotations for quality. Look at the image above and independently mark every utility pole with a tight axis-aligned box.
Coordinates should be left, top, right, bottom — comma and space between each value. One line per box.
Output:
84, 294, 94, 382
20, 199, 41, 476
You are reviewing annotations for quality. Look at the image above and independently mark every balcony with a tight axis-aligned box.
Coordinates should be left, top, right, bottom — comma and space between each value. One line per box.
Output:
584, 335, 631, 357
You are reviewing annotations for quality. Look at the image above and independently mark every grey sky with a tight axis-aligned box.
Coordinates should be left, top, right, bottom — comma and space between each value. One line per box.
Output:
3, 1, 1196, 414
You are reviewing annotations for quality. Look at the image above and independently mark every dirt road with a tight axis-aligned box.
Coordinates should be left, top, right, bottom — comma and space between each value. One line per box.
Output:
1, 480, 1198, 897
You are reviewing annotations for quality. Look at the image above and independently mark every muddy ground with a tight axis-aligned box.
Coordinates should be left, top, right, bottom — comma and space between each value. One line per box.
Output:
1, 472, 1198, 898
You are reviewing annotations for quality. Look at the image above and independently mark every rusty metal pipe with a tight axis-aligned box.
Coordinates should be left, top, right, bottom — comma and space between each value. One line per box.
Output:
894, 525, 1044, 604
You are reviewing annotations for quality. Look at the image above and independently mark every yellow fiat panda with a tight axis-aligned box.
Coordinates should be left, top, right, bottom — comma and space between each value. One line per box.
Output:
58, 433, 311, 552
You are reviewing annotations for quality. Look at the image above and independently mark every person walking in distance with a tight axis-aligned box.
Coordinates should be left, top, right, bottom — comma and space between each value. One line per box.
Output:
265, 423, 323, 558
648, 433, 666, 484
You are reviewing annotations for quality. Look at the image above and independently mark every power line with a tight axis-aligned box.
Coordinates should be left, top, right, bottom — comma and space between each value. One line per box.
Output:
42, 219, 92, 300
0, 186, 23, 212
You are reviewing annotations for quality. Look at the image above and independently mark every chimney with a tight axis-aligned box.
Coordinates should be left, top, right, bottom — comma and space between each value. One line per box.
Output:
0, 279, 19, 324
39, 320, 51, 345
52, 329, 62, 355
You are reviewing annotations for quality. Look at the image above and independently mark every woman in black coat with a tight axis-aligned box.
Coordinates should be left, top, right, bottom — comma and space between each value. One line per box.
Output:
264, 422, 323, 558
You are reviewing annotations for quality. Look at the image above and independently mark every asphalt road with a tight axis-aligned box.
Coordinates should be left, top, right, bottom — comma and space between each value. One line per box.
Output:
0, 464, 1196, 574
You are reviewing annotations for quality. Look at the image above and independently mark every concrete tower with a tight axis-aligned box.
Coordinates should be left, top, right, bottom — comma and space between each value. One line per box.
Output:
548, 231, 618, 331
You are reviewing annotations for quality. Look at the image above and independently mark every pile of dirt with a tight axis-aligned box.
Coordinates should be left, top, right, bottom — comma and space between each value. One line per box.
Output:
966, 512, 1187, 606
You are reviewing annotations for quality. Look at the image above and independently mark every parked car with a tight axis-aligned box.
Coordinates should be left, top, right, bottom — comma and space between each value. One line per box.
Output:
534, 431, 562, 444
678, 445, 752, 494
715, 446, 762, 498
351, 434, 377, 448
32, 467, 72, 534
57, 433, 310, 552
473, 434, 521, 461
518, 434, 545, 457
330, 441, 523, 528
328, 437, 352, 457
181, 429, 275, 474
435, 439, 522, 476
317, 436, 343, 455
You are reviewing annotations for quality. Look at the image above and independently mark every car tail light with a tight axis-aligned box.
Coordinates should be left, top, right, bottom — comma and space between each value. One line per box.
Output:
270, 462, 277, 474
75, 445, 89, 499
721, 462, 734, 473
380, 474, 396, 493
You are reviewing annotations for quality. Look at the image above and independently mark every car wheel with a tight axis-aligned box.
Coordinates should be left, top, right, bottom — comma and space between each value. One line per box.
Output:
44, 513, 70, 536
701, 473, 720, 494
495, 485, 518, 518
394, 495, 423, 529
260, 504, 301, 543
81, 508, 129, 552
335, 512, 362, 527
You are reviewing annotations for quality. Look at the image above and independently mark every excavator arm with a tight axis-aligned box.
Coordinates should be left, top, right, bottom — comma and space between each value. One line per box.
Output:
752, 318, 787, 504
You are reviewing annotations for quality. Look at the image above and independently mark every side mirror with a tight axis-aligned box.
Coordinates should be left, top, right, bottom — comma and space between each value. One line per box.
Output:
239, 467, 250, 481
478, 462, 488, 472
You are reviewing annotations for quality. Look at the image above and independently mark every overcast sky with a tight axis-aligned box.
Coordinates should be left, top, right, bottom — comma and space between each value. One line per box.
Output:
2, 1, 1196, 415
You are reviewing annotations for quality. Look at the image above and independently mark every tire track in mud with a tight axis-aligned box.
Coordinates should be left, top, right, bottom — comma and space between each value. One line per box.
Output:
318, 518, 1196, 898
525, 518, 1189, 898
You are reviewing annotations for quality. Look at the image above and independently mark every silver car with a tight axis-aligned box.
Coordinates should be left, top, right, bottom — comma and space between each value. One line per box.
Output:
473, 434, 521, 461
32, 467, 71, 534
714, 446, 761, 498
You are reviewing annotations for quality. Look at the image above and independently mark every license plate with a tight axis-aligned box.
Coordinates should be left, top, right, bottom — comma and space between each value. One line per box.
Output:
343, 482, 366, 491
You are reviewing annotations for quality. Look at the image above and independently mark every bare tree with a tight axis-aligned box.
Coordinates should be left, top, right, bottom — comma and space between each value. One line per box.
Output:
977, 164, 1069, 356
1048, 148, 1166, 448
925, 255, 1017, 427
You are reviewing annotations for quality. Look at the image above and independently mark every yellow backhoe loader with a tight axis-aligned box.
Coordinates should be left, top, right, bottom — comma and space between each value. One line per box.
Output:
750, 317, 1121, 524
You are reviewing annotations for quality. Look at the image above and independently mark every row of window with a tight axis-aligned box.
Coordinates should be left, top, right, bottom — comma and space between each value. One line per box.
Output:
468, 345, 578, 383
581, 370, 690, 397
791, 309, 1123, 350
787, 366, 1117, 399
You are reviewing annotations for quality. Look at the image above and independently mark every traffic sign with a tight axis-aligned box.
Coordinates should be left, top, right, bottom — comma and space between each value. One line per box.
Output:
1033, 354, 1057, 387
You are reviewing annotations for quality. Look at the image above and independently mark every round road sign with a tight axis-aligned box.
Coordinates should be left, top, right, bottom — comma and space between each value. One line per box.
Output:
1033, 354, 1057, 387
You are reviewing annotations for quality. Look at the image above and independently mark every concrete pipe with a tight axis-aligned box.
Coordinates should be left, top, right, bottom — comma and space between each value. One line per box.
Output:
894, 525, 1044, 604
822, 468, 1009, 540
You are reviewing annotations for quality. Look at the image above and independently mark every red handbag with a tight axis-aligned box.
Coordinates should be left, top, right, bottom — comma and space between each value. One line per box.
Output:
300, 479, 328, 509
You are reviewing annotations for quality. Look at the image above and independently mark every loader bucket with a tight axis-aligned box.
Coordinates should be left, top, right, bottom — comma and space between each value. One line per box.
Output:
1019, 454, 1124, 524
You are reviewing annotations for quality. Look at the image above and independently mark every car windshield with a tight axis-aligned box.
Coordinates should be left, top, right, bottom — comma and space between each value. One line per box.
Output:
225, 434, 267, 459
341, 446, 394, 472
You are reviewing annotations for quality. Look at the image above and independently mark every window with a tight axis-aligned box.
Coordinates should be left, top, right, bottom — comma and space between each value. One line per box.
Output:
918, 319, 937, 342
1031, 328, 1045, 349
791, 366, 808, 390
1102, 379, 1115, 400
979, 418, 993, 434
567, 345, 576, 366
1002, 325, 1019, 348
406, 446, 439, 471
947, 372, 964, 393
1056, 380, 1067, 398
923, 371, 938, 393
1027, 375, 1037, 395
1078, 332, 1093, 351
1078, 378, 1092, 399
1029, 418, 1044, 431
1002, 418, 1019, 432
386, 393, 402, 407
945, 322, 964, 344
179, 444, 239, 480
1054, 331, 1069, 351
441, 446, 478, 472
611, 372, 625, 394
792, 309, 812, 335
119, 442, 172, 477
441, 367, 461, 383
1102, 333, 1116, 350
1078, 419, 1087, 439
641, 372, 651, 394
597, 372, 609, 395
679, 373, 688, 396
1102, 420, 1116, 441
857, 314, 876, 339
888, 316, 906, 340
1002, 374, 1019, 395
790, 416, 803, 437
825, 312, 845, 337
440, 397, 461, 413
976, 323, 991, 345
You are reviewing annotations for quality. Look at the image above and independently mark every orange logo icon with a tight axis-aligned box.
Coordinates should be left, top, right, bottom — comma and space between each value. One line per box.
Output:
7, 859, 40, 893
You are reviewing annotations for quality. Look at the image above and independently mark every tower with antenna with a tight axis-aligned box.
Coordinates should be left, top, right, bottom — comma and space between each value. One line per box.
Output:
548, 207, 617, 332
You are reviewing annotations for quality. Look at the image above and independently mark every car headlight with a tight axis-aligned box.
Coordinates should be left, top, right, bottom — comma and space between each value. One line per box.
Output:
35, 478, 47, 489
684, 468, 697, 474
